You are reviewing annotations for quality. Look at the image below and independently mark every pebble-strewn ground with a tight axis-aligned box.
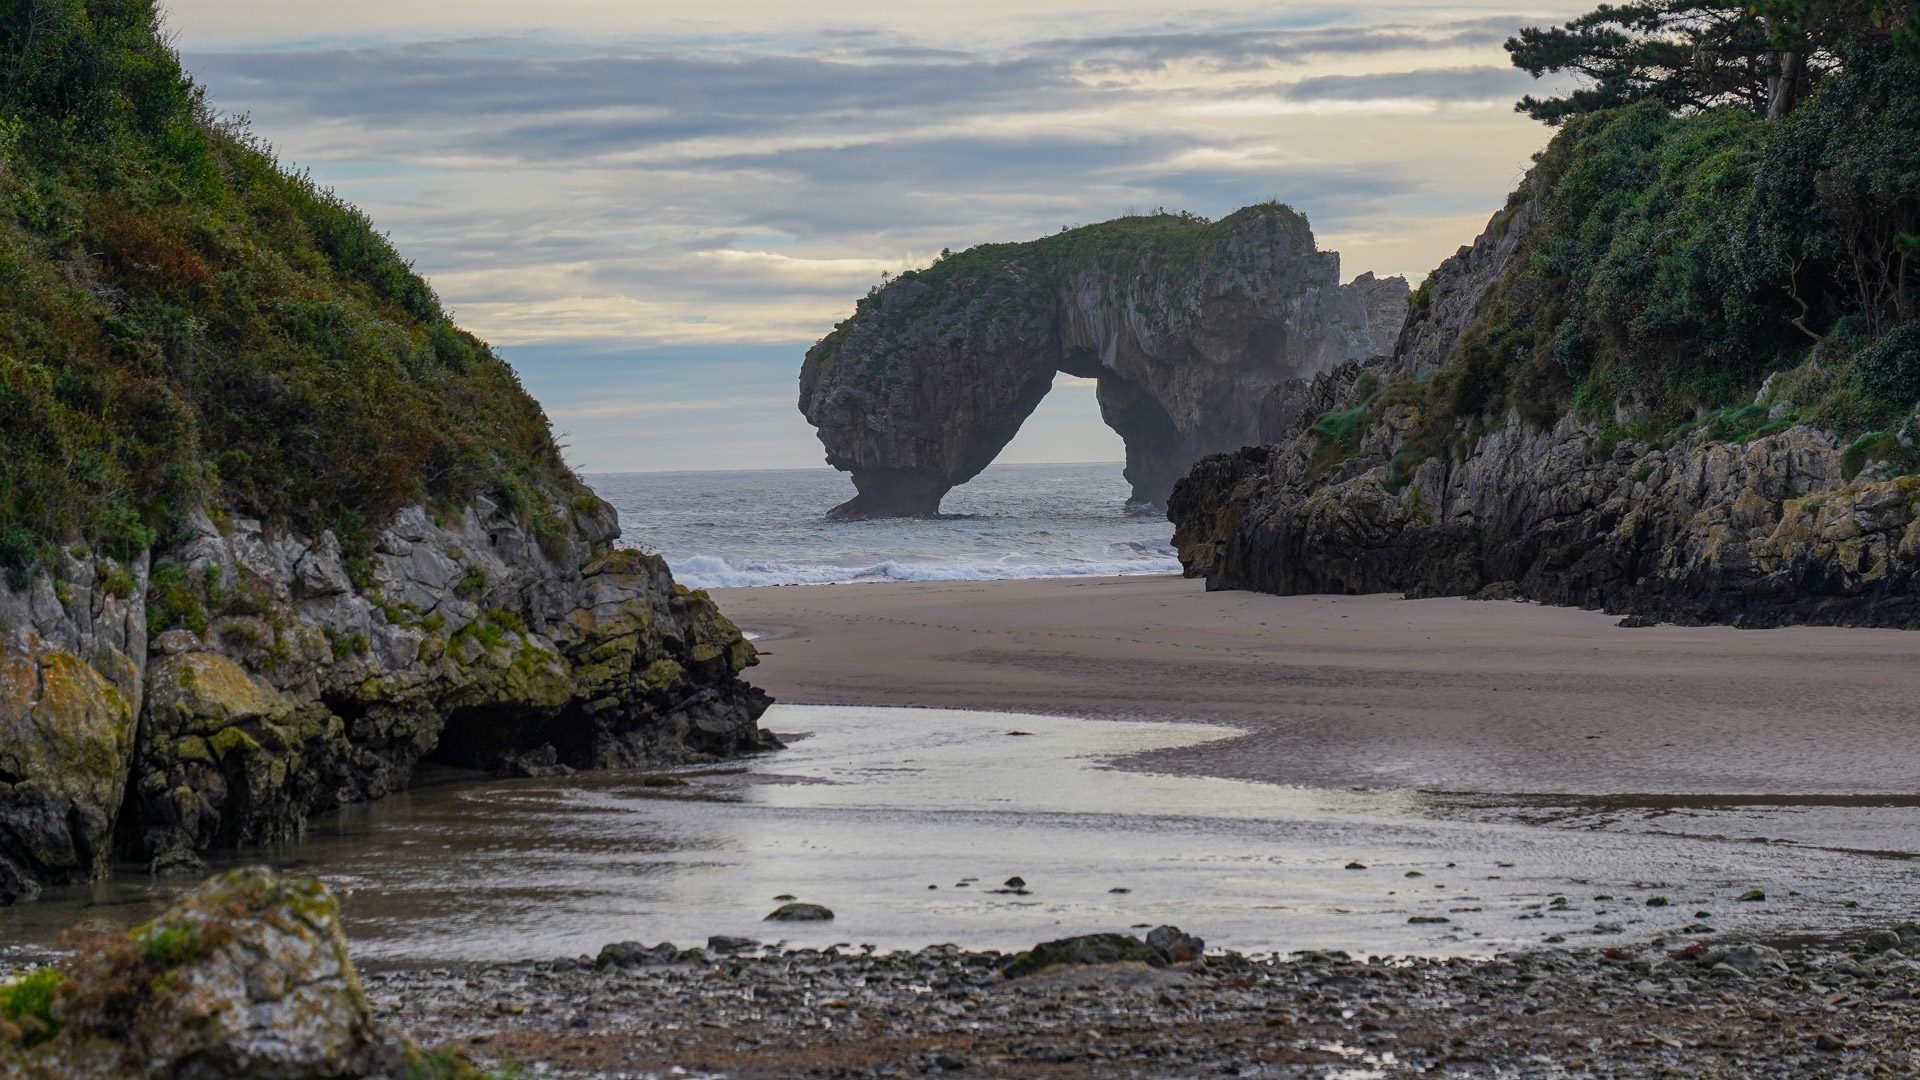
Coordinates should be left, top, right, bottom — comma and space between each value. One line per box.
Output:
374, 927, 1920, 1078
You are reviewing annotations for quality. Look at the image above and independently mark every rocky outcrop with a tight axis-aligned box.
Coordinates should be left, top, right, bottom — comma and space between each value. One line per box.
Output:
799, 206, 1405, 516
0, 495, 772, 903
1169, 179, 1920, 627
1, 867, 475, 1079
1173, 396, 1920, 625
0, 553, 148, 903
1392, 184, 1537, 374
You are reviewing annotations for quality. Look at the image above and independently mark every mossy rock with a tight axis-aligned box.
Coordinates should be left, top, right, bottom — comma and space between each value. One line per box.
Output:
999, 933, 1166, 978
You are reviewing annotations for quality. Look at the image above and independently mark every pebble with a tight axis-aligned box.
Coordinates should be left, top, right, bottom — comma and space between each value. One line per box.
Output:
365, 923, 1920, 1078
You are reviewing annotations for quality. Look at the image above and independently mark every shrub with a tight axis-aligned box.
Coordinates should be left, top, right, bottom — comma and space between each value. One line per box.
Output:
454, 566, 488, 599
146, 563, 207, 634
1852, 323, 1920, 412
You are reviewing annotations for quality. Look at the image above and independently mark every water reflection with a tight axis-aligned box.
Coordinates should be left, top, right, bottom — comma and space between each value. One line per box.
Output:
5, 704, 1916, 968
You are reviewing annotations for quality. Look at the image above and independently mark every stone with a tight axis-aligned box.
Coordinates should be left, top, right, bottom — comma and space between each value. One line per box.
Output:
0, 554, 145, 902
799, 207, 1402, 515
1165, 169, 1920, 631
999, 933, 1166, 978
1145, 925, 1205, 964
0, 867, 462, 1079
2, 487, 776, 900
764, 903, 835, 922
599, 941, 679, 967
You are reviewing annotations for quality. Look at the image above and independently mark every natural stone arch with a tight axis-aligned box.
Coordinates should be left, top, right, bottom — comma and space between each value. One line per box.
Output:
798, 206, 1407, 518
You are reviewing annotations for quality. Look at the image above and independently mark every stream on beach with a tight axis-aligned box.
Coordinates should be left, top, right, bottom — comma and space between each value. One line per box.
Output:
5, 703, 1918, 969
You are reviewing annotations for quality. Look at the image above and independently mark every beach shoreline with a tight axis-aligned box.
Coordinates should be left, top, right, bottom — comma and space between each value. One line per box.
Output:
714, 575, 1920, 797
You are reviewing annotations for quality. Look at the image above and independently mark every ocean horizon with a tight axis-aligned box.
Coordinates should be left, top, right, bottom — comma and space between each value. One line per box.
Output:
585, 460, 1182, 589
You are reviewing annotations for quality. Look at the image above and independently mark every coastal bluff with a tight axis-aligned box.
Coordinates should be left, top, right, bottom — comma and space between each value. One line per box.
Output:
0, 495, 773, 904
799, 206, 1407, 516
1168, 73, 1920, 628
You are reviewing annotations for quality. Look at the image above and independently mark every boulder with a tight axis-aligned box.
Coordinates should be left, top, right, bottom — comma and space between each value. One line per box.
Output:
764, 903, 835, 922
999, 933, 1167, 978
1145, 925, 1206, 964
0, 867, 480, 1079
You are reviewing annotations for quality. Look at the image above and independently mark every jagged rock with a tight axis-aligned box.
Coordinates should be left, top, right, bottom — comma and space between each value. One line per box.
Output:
1168, 181, 1920, 629
0, 867, 466, 1079
1394, 184, 1538, 373
799, 207, 1401, 515
0, 496, 774, 903
0, 551, 147, 903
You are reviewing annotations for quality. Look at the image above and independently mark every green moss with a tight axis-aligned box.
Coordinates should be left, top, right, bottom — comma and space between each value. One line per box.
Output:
400, 1045, 524, 1080
323, 626, 370, 660
0, 966, 63, 1046
134, 923, 215, 970
1840, 430, 1914, 478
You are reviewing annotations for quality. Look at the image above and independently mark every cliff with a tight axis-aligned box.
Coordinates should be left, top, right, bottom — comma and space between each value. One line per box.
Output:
0, 3, 771, 903
799, 207, 1406, 516
1169, 56, 1920, 626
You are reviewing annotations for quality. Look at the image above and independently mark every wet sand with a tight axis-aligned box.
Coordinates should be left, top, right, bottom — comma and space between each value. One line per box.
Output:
715, 576, 1920, 796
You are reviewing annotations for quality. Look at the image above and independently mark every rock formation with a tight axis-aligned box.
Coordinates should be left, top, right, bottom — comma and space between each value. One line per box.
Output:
1168, 190, 1920, 628
799, 206, 1407, 516
0, 867, 475, 1079
0, 497, 773, 903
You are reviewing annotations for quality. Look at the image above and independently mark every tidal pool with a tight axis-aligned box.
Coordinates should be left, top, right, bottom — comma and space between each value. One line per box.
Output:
5, 704, 1915, 967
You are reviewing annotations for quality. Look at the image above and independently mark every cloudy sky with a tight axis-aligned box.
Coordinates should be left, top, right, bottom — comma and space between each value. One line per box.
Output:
165, 1, 1580, 473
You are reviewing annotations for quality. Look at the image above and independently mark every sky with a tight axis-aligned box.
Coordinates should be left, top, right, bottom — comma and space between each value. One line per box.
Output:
164, 1, 1583, 473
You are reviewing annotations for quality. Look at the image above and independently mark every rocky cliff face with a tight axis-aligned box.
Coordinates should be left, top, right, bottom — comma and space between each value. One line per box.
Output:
799, 207, 1406, 516
1168, 192, 1920, 628
0, 497, 771, 903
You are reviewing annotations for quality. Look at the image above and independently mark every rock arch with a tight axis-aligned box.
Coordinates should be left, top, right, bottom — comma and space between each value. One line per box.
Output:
798, 206, 1407, 518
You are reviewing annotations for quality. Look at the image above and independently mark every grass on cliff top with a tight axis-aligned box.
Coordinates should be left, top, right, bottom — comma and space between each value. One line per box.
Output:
0, 0, 580, 581
802, 203, 1330, 385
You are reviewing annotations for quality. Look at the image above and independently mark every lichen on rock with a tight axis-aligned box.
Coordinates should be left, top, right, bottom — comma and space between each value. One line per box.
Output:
0, 866, 488, 1079
0, 494, 774, 903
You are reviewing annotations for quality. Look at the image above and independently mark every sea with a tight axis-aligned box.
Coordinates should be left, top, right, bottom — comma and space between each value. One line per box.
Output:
585, 461, 1181, 589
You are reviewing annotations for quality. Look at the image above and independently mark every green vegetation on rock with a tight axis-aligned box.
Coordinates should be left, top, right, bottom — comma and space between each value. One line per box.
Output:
0, 0, 577, 577
1370, 45, 1920, 476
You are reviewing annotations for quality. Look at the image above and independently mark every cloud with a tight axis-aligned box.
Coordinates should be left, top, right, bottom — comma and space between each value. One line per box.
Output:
176, 9, 1570, 468
1283, 65, 1538, 103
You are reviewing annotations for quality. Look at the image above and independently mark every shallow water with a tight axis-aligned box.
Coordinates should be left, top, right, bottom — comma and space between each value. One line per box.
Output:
5, 704, 1915, 968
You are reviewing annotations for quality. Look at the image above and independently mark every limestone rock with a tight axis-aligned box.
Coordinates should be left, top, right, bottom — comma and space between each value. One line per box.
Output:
0, 490, 774, 902
800, 206, 1398, 515
0, 552, 146, 903
1, 867, 470, 1079
1169, 344, 1920, 626
1167, 173, 1920, 628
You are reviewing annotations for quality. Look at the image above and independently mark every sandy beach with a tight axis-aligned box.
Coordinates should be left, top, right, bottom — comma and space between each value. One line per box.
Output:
716, 575, 1920, 796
